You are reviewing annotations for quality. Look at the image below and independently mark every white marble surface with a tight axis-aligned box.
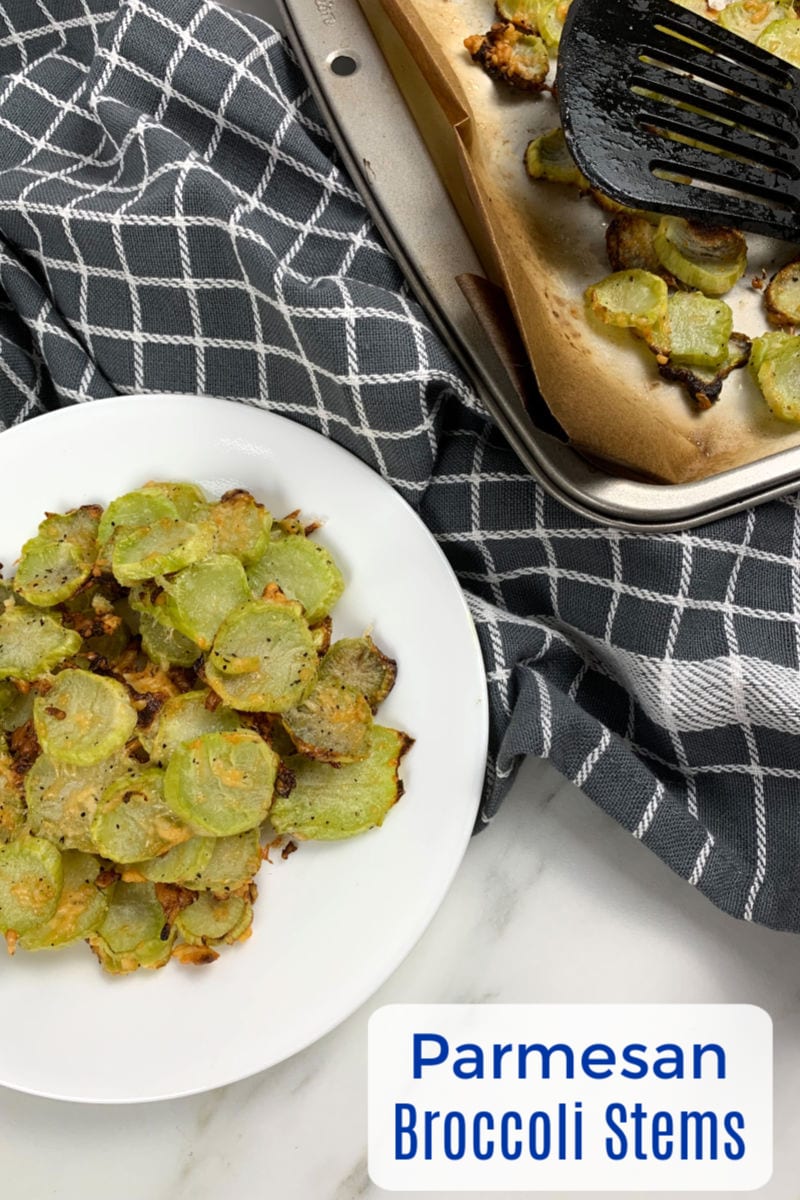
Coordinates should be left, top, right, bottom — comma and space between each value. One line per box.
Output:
4, 1, 798, 1196
3, 757, 800, 1199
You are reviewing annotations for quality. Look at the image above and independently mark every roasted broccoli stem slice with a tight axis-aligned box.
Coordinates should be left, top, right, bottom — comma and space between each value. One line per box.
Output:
525, 127, 587, 187
750, 333, 800, 421
665, 291, 733, 369
464, 23, 549, 91
535, 0, 572, 52
765, 258, 800, 327
606, 213, 673, 278
653, 217, 747, 296
495, 0, 539, 34
585, 269, 670, 348
659, 333, 751, 410
757, 16, 800, 65
720, 0, 794, 43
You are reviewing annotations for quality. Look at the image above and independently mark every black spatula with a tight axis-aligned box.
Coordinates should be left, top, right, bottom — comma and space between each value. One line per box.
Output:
556, 0, 800, 239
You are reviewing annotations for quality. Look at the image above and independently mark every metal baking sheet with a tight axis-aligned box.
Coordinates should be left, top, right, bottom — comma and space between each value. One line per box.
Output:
277, 0, 800, 530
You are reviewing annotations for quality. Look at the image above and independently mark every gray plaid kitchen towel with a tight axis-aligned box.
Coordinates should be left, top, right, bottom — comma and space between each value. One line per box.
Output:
1, 0, 800, 933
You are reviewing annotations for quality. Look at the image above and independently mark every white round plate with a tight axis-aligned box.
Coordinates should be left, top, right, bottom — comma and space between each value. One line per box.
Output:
0, 395, 488, 1103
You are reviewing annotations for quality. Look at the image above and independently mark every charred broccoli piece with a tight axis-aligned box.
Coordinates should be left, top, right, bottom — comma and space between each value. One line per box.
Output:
464, 22, 549, 91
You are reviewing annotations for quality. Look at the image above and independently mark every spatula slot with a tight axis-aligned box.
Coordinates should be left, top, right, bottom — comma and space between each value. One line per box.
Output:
642, 115, 798, 179
640, 34, 793, 101
631, 87, 795, 155
630, 65, 796, 140
649, 168, 800, 222
648, 148, 800, 206
649, 11, 792, 86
